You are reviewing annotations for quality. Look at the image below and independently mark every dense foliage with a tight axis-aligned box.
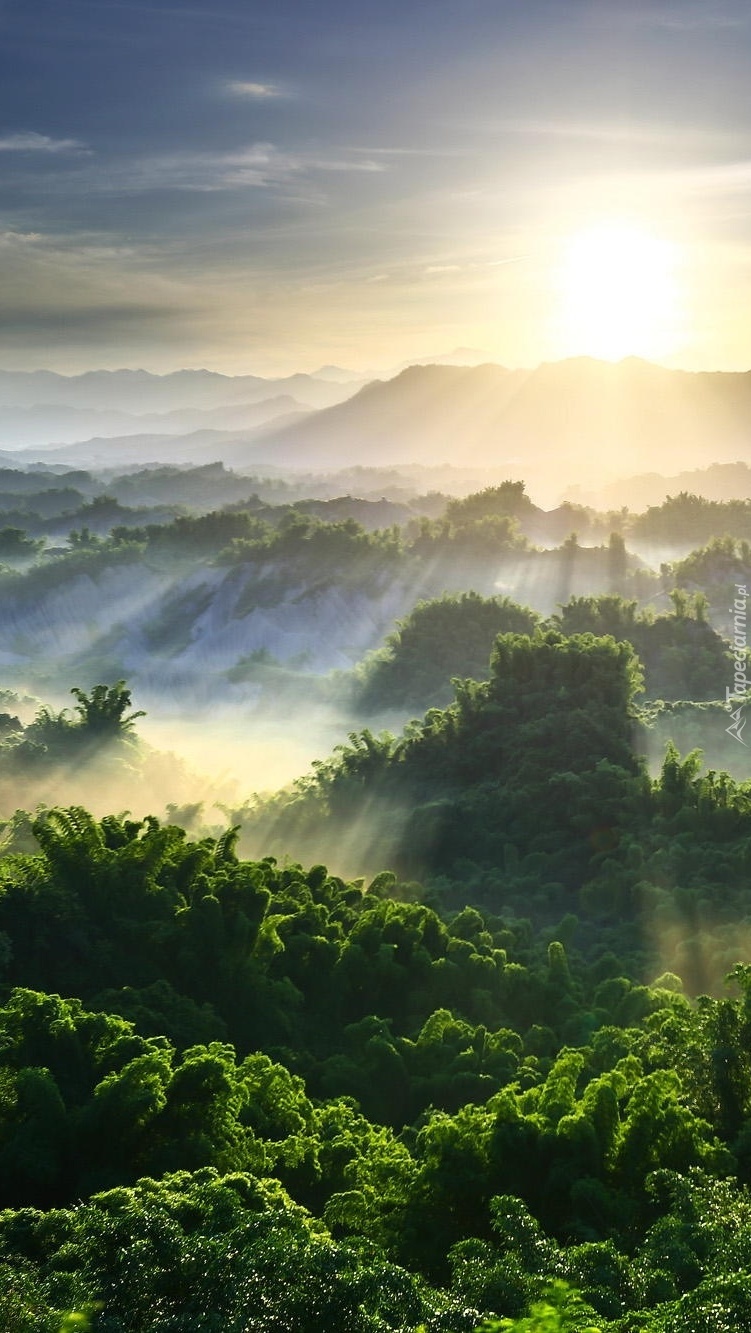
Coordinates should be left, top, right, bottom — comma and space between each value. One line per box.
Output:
4, 795, 751, 1327
1, 629, 751, 1325
552, 595, 728, 702
3, 474, 751, 1329
355, 593, 540, 712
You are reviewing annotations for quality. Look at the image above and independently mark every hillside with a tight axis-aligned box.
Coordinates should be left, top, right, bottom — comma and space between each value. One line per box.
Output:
237, 359, 751, 493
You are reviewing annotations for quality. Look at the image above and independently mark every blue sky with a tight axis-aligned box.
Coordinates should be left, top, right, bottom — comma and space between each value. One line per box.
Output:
1, 0, 751, 372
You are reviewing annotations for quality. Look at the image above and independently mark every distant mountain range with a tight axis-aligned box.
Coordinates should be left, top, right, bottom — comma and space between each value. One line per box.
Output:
242, 358, 751, 482
0, 367, 365, 448
0, 367, 367, 412
0, 396, 316, 449
3, 358, 751, 497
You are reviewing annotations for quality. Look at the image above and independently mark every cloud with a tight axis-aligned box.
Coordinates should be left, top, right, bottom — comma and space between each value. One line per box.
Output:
0, 302, 188, 342
311, 157, 384, 174
612, 158, 751, 202
0, 131, 88, 154
97, 142, 387, 194
346, 146, 465, 158
226, 81, 281, 99
680, 160, 751, 194
0, 225, 201, 357
0, 230, 42, 247
501, 118, 726, 150
202, 143, 298, 189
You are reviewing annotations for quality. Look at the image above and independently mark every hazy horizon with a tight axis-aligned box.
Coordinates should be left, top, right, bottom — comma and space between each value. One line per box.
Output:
3, 349, 751, 379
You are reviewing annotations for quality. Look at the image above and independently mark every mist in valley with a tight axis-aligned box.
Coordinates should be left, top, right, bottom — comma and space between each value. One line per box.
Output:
3, 425, 751, 1000
1, 357, 750, 891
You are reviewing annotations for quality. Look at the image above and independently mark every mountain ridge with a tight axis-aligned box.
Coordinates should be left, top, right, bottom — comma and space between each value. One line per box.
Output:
236, 357, 751, 489
4, 357, 751, 493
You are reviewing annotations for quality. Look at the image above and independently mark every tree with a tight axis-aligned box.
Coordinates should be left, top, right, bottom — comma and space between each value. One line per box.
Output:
476, 1281, 602, 1331
607, 532, 627, 593
69, 682, 145, 739
0, 527, 43, 560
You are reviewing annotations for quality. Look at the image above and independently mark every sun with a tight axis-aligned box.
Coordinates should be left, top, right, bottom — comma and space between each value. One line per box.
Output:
555, 223, 681, 362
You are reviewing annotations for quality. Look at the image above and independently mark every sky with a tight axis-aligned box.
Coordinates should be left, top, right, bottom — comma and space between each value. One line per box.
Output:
1, 0, 751, 375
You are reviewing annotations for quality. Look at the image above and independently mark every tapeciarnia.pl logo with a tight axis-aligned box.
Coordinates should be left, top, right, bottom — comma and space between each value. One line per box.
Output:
726, 583, 749, 744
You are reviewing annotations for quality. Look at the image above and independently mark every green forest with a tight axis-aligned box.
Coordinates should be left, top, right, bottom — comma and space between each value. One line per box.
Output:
3, 477, 751, 1329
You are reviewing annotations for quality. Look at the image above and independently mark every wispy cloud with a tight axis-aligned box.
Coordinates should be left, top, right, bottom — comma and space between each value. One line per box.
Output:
0, 302, 186, 336
0, 223, 200, 355
203, 143, 298, 189
614, 158, 751, 200
347, 145, 467, 158
226, 80, 281, 99
0, 229, 42, 247
0, 131, 89, 154
309, 157, 384, 174
501, 118, 725, 150
682, 160, 751, 193
101, 142, 386, 194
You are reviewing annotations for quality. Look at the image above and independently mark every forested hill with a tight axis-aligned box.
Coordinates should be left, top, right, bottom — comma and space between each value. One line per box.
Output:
241, 627, 751, 986
5, 583, 751, 1327
6, 477, 751, 711
249, 628, 642, 881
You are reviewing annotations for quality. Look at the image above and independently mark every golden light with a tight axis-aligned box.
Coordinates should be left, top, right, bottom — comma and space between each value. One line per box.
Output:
555, 223, 681, 361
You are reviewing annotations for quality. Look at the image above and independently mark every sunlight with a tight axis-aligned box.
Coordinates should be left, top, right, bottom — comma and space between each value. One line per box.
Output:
555, 223, 681, 362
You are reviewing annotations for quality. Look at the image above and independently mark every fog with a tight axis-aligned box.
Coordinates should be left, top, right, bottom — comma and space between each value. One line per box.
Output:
3, 357, 751, 505
0, 353, 750, 894
0, 366, 365, 451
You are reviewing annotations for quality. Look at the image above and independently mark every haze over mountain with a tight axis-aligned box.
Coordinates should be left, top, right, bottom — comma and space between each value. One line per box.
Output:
0, 395, 315, 449
6, 357, 751, 500
0, 367, 366, 450
0, 367, 366, 412
566, 461, 751, 510
223, 357, 751, 496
